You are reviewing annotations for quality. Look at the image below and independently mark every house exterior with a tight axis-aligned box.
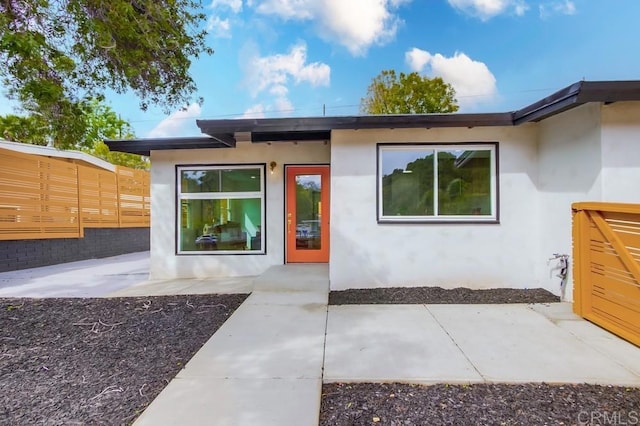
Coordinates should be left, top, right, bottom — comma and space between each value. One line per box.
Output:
106, 81, 640, 299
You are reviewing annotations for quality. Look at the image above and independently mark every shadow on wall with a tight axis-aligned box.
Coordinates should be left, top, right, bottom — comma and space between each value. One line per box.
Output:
330, 226, 391, 290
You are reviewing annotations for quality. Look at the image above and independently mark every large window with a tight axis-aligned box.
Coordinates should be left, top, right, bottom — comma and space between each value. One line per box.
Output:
177, 165, 265, 254
378, 144, 498, 223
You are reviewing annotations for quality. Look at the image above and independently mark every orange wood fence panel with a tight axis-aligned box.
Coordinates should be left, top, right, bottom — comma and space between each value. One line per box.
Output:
0, 148, 80, 239
0, 148, 150, 240
116, 166, 150, 227
77, 164, 119, 228
573, 202, 640, 347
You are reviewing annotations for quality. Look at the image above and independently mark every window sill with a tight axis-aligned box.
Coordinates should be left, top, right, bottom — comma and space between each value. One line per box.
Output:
377, 218, 500, 225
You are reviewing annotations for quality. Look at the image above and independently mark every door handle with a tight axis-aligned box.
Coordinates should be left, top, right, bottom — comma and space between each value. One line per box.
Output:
287, 219, 292, 233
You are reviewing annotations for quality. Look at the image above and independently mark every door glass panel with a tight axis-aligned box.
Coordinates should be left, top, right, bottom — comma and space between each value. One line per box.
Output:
295, 174, 321, 250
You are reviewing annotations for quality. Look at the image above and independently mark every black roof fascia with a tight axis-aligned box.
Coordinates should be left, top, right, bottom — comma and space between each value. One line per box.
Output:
513, 80, 640, 124
104, 136, 234, 156
197, 113, 513, 137
106, 81, 640, 155
251, 130, 331, 143
208, 133, 236, 147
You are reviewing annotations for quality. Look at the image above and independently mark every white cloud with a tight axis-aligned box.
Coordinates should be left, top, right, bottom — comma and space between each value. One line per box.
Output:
405, 48, 497, 109
253, 0, 410, 55
206, 16, 232, 38
274, 96, 294, 114
405, 47, 432, 72
210, 0, 243, 13
255, 0, 313, 19
447, 0, 528, 20
147, 103, 202, 138
241, 104, 266, 118
239, 42, 330, 118
269, 84, 289, 96
244, 42, 330, 97
539, 0, 576, 18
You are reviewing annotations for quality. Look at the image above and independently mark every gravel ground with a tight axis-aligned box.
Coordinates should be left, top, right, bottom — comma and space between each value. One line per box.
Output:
320, 382, 640, 426
0, 294, 248, 425
330, 286, 560, 305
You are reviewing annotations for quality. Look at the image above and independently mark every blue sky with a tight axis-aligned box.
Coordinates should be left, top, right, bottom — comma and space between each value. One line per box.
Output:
5, 0, 640, 139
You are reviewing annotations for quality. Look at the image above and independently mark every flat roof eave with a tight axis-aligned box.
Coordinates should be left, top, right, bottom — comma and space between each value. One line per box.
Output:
104, 136, 234, 156
105, 80, 640, 155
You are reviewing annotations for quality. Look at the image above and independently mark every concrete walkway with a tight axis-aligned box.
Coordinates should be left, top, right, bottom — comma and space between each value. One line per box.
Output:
0, 251, 150, 297
134, 264, 329, 426
2, 258, 639, 424
324, 303, 640, 386
134, 265, 640, 425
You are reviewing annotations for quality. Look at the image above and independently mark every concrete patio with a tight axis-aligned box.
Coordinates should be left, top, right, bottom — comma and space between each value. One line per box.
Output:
133, 265, 640, 426
1, 253, 639, 425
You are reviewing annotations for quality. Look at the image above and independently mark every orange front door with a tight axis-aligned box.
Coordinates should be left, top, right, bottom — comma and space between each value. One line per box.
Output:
286, 165, 330, 263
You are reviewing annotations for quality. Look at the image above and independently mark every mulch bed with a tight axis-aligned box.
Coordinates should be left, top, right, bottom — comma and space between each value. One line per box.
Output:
0, 294, 248, 425
321, 382, 640, 425
330, 286, 560, 305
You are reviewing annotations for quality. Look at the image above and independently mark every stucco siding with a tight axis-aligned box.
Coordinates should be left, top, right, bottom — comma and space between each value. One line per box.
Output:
330, 127, 539, 291
149, 141, 330, 279
145, 101, 640, 294
600, 102, 640, 202
536, 103, 603, 299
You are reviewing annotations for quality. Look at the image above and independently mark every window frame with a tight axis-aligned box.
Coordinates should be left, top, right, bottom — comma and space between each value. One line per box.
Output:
377, 142, 499, 224
176, 164, 266, 255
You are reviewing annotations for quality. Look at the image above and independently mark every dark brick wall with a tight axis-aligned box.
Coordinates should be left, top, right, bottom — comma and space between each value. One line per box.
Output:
0, 228, 150, 272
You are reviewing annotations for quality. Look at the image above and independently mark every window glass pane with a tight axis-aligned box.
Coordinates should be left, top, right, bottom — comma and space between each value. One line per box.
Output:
437, 150, 491, 216
381, 149, 434, 216
221, 168, 261, 192
181, 170, 220, 193
295, 175, 322, 250
179, 198, 262, 252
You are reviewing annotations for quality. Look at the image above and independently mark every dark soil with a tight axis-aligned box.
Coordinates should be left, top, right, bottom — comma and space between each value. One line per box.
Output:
330, 287, 560, 305
321, 382, 640, 426
0, 294, 248, 425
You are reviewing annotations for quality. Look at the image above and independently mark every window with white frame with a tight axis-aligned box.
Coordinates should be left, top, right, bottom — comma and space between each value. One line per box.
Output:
377, 143, 498, 222
177, 165, 265, 254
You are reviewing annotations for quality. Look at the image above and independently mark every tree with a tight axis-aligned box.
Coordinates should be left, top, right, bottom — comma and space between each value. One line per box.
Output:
361, 70, 459, 114
79, 100, 149, 170
0, 100, 149, 169
0, 114, 49, 145
0, 0, 212, 147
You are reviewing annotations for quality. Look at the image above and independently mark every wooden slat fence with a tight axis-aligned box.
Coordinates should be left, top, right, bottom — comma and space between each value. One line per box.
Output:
572, 202, 640, 347
117, 167, 151, 227
0, 147, 149, 240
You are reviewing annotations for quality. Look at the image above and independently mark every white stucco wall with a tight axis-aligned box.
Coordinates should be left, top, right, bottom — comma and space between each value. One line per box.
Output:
536, 101, 640, 300
146, 101, 640, 292
536, 103, 603, 299
149, 141, 330, 279
329, 126, 540, 291
600, 102, 640, 202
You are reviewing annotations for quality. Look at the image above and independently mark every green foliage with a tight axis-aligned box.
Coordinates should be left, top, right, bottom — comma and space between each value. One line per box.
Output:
0, 100, 149, 169
1, 0, 212, 147
83, 140, 149, 170
361, 70, 459, 114
295, 180, 321, 222
0, 114, 50, 145
382, 151, 490, 216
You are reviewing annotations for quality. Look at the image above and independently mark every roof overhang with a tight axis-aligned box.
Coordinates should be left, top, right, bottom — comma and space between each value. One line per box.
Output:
105, 80, 640, 155
512, 80, 640, 124
104, 136, 235, 156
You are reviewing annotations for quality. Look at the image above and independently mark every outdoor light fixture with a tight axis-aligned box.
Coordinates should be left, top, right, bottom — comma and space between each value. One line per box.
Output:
269, 161, 277, 174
